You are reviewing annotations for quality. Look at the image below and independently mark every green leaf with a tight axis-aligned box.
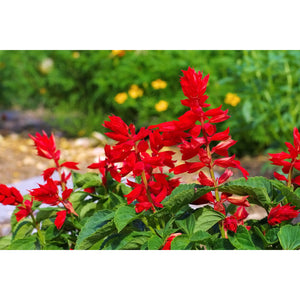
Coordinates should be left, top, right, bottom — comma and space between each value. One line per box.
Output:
69, 191, 88, 211
119, 232, 151, 250
278, 225, 300, 250
36, 207, 59, 223
219, 176, 273, 208
0, 235, 11, 250
170, 235, 191, 250
114, 205, 138, 233
45, 224, 60, 241
270, 180, 300, 209
148, 235, 164, 250
72, 172, 102, 189
75, 210, 115, 250
162, 184, 214, 214
9, 235, 38, 250
228, 226, 257, 250
175, 214, 195, 237
265, 227, 280, 244
193, 207, 225, 233
79, 202, 97, 218
190, 230, 212, 242
12, 220, 34, 241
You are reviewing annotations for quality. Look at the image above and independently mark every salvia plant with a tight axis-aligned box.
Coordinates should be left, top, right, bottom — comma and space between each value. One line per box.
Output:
1, 67, 300, 250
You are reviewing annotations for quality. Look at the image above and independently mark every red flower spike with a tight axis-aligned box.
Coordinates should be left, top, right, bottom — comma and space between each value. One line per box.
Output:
293, 127, 300, 152
268, 203, 299, 226
54, 210, 67, 230
29, 131, 60, 161
180, 67, 210, 108
162, 233, 182, 250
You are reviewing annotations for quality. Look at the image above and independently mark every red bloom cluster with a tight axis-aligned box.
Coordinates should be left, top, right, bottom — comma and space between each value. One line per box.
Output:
28, 131, 79, 228
0, 184, 30, 221
91, 116, 180, 213
151, 67, 249, 225
267, 203, 299, 226
223, 206, 250, 233
269, 127, 300, 186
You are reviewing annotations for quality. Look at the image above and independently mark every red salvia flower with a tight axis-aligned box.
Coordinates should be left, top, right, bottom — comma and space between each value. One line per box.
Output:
0, 184, 23, 206
29, 178, 60, 205
15, 199, 33, 222
267, 203, 299, 226
269, 128, 300, 185
29, 131, 60, 162
180, 67, 210, 109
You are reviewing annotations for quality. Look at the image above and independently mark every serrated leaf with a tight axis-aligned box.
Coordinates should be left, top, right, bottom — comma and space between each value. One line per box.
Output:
120, 232, 151, 250
170, 235, 191, 250
270, 180, 300, 209
75, 210, 115, 250
9, 235, 38, 250
190, 230, 212, 242
227, 226, 257, 250
278, 225, 300, 250
162, 184, 214, 214
193, 207, 225, 233
148, 235, 164, 250
114, 205, 138, 233
219, 176, 273, 208
76, 220, 116, 250
175, 214, 195, 237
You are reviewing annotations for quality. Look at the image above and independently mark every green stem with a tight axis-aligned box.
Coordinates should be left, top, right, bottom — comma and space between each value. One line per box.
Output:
142, 217, 157, 236
30, 212, 45, 249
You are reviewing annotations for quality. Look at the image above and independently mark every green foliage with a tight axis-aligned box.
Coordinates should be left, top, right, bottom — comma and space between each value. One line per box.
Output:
278, 225, 300, 250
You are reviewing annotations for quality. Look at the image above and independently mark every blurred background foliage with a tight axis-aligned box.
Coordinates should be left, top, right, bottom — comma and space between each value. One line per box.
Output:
0, 50, 300, 157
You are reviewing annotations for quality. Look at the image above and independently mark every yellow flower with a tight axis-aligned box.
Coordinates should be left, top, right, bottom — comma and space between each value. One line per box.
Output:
72, 51, 80, 59
114, 92, 128, 104
151, 79, 167, 90
224, 93, 241, 107
155, 100, 169, 112
111, 50, 126, 57
128, 84, 143, 99
39, 88, 47, 95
